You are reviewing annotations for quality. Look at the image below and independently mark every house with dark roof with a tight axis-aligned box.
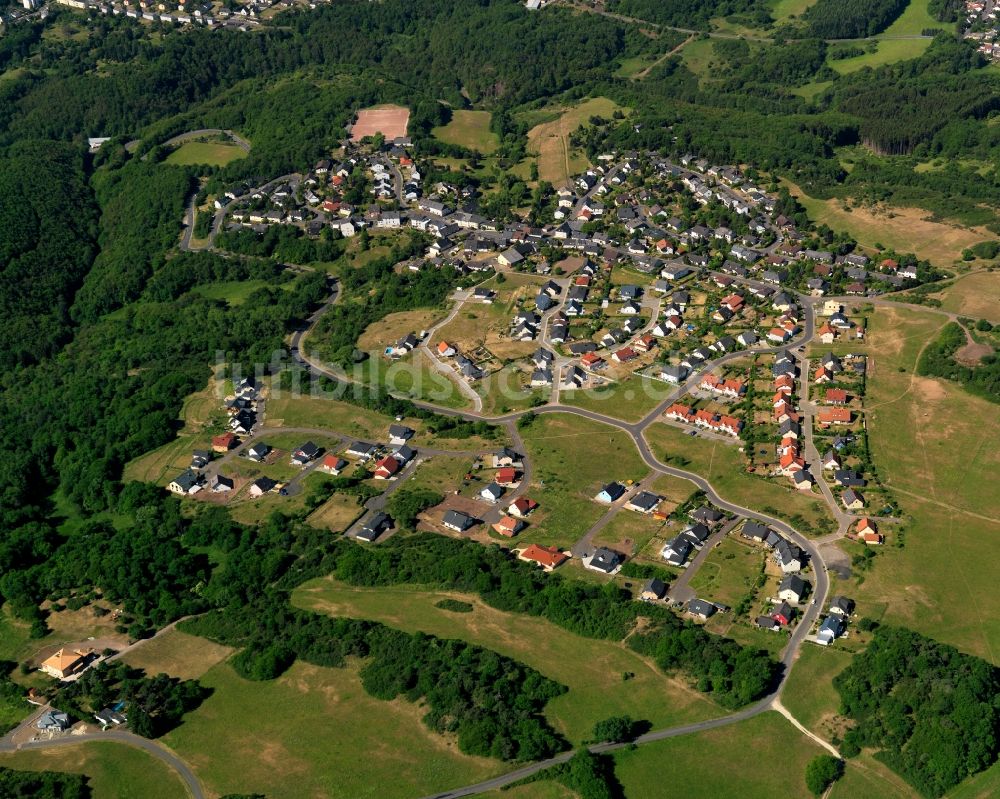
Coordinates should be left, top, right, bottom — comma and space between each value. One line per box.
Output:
585, 547, 623, 574
816, 614, 846, 646
625, 491, 661, 514
778, 574, 808, 604
595, 482, 627, 503
660, 535, 692, 567
688, 599, 717, 620
357, 511, 390, 542
442, 510, 475, 532
829, 596, 855, 617
640, 578, 667, 601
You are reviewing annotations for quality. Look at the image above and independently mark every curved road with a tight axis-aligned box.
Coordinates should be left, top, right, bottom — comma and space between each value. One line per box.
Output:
0, 726, 203, 799
288, 276, 836, 798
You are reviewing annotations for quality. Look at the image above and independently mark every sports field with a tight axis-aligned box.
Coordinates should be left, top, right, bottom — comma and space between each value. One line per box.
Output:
432, 110, 498, 154
350, 104, 409, 142
292, 579, 718, 743
164, 141, 246, 166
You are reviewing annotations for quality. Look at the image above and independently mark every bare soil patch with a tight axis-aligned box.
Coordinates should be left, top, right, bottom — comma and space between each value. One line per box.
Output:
350, 105, 409, 142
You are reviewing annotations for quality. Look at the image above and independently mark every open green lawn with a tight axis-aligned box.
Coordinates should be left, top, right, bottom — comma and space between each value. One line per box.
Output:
561, 375, 669, 423
679, 38, 717, 83
0, 741, 189, 799
164, 141, 246, 167
688, 536, 765, 608
770, 0, 818, 23
519, 413, 650, 549
357, 353, 471, 410
883, 0, 938, 36
164, 658, 504, 799
292, 579, 719, 744
829, 38, 931, 75
831, 754, 921, 799
189, 279, 288, 306
792, 79, 833, 101
846, 305, 1000, 663
613, 711, 826, 799
780, 644, 852, 735
432, 110, 498, 154
642, 423, 837, 536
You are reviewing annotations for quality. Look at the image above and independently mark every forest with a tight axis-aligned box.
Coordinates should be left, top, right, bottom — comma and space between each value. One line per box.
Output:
803, 0, 908, 39
835, 626, 1000, 796
0, 768, 89, 799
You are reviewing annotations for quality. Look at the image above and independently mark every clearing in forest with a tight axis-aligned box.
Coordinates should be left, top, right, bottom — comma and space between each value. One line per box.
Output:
350, 104, 410, 142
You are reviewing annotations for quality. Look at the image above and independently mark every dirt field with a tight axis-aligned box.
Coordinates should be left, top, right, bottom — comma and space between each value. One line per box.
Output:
525, 97, 623, 185
350, 105, 409, 142
783, 180, 993, 265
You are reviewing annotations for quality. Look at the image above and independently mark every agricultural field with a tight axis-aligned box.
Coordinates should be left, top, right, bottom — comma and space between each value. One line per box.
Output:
292, 579, 719, 743
164, 141, 247, 167
163, 659, 504, 799
524, 97, 623, 185
687, 536, 765, 608
0, 742, 189, 799
932, 271, 1000, 323
783, 180, 992, 265
642, 423, 837, 536
846, 305, 1000, 662
120, 628, 235, 680
613, 712, 826, 799
518, 413, 650, 549
431, 110, 498, 154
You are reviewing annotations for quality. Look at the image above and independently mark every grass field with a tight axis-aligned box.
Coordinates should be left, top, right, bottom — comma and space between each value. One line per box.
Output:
306, 491, 366, 533
769, 0, 818, 23
613, 711, 825, 799
933, 271, 1000, 322
0, 742, 189, 799
164, 141, 246, 167
165, 658, 503, 799
356, 310, 445, 352
432, 110, 498, 154
829, 38, 931, 75
561, 376, 670, 423
292, 579, 718, 743
190, 279, 286, 306
830, 753, 920, 799
120, 628, 234, 680
783, 180, 992, 265
357, 351, 470, 410
643, 423, 837, 536
688, 536, 765, 607
780, 644, 852, 736
679, 37, 717, 83
525, 98, 623, 185
792, 79, 833, 101
846, 305, 1000, 663
519, 413, 650, 548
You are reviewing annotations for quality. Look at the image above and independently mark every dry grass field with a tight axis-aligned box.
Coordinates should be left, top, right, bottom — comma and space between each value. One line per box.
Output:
784, 180, 993, 265
306, 492, 366, 533
292, 579, 718, 744
525, 97, 623, 185
121, 628, 234, 680
356, 310, 445, 352
932, 270, 1000, 323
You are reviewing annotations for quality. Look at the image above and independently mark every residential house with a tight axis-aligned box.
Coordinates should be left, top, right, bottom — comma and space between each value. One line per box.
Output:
595, 482, 627, 503
625, 491, 661, 514
640, 577, 667, 601
778, 574, 808, 604
829, 596, 855, 617
347, 441, 377, 460
495, 467, 519, 486
508, 497, 539, 518
168, 469, 203, 496
480, 482, 504, 503
688, 599, 717, 620
249, 476, 277, 498
40, 648, 93, 680
517, 544, 568, 572
291, 441, 320, 465
661, 535, 693, 567
816, 614, 846, 646
374, 455, 402, 480
841, 489, 865, 510
36, 710, 71, 733
442, 510, 475, 532
247, 442, 270, 462
492, 515, 525, 537
586, 547, 623, 574
211, 475, 234, 493
857, 517, 882, 544
388, 425, 414, 445
212, 432, 238, 453
770, 601, 795, 626
357, 511, 390, 543
493, 447, 523, 468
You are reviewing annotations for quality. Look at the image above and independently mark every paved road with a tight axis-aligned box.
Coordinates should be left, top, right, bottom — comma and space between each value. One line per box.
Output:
0, 723, 203, 799
667, 516, 741, 604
